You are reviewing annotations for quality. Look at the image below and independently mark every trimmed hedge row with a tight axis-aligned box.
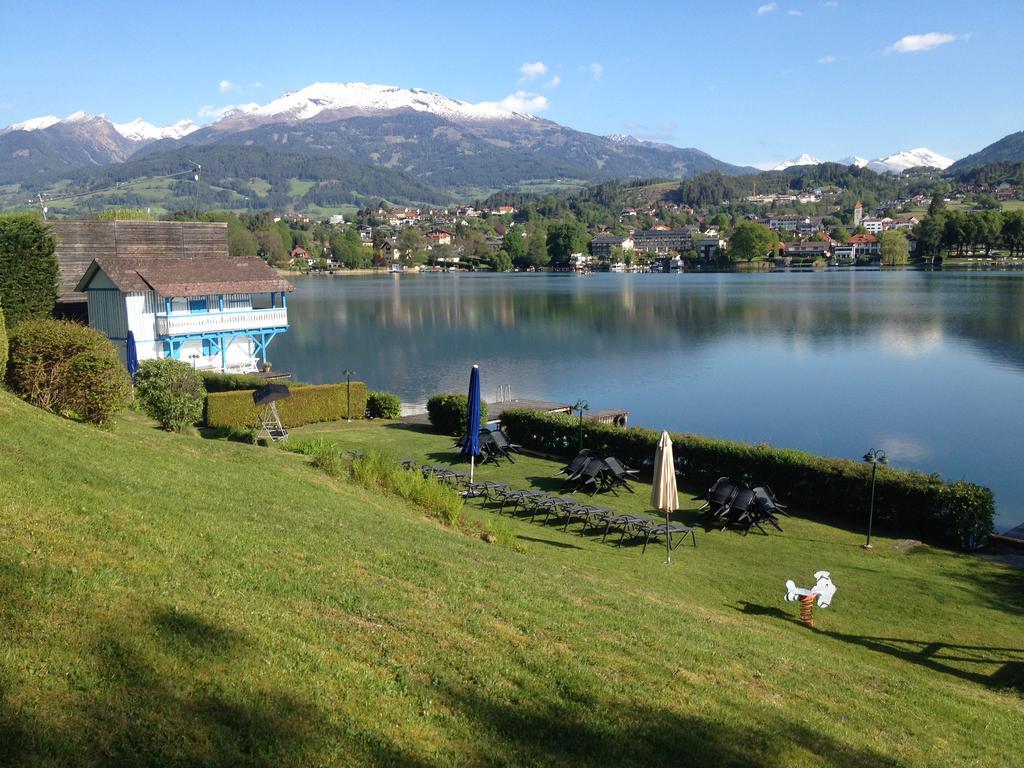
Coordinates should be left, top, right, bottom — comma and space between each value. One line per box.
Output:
0, 301, 7, 376
205, 382, 368, 429
200, 370, 279, 393
499, 408, 994, 550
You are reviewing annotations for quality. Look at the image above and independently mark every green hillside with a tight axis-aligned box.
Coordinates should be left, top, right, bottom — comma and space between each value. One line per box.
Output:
949, 130, 1024, 173
0, 389, 1021, 766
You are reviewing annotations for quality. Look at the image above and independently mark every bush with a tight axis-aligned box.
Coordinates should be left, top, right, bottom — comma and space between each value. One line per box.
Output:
0, 301, 7, 379
0, 213, 58, 326
366, 390, 402, 419
499, 408, 995, 549
205, 381, 368, 429
135, 359, 206, 431
426, 393, 489, 435
6, 319, 131, 424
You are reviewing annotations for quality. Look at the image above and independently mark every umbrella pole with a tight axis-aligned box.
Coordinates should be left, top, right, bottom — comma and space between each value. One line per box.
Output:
665, 509, 672, 565
470, 455, 475, 484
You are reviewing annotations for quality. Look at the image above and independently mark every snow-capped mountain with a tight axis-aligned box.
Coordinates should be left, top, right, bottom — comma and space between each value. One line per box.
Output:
769, 148, 952, 173
2, 111, 197, 143
771, 153, 822, 171
112, 118, 199, 142
7, 115, 60, 132
866, 148, 954, 174
214, 82, 535, 126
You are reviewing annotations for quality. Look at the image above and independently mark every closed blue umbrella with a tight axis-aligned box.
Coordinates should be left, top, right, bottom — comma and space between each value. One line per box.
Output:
126, 330, 139, 381
461, 365, 482, 482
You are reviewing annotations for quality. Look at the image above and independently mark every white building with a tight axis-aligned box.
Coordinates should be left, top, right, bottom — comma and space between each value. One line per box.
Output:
76, 256, 293, 374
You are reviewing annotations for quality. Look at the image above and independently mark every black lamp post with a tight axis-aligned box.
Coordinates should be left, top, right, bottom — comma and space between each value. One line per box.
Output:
343, 369, 355, 421
572, 399, 589, 451
862, 448, 888, 549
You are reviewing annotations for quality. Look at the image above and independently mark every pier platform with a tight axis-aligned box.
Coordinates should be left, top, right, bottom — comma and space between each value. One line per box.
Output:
991, 522, 1024, 550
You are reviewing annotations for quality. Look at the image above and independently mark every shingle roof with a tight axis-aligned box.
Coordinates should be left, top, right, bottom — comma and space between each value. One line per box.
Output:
76, 256, 293, 297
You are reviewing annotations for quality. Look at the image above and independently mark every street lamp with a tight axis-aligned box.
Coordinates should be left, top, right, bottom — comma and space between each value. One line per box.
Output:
572, 399, 589, 452
343, 369, 355, 421
188, 352, 200, 370
862, 448, 888, 549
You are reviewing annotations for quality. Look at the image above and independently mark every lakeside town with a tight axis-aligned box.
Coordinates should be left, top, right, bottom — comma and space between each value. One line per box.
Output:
270, 173, 1024, 274
2, 3, 1024, 765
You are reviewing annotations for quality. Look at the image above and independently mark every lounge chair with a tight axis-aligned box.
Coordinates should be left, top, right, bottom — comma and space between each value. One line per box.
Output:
559, 450, 595, 477
699, 478, 745, 524
639, 520, 697, 553
562, 457, 610, 495
602, 514, 656, 545
603, 457, 637, 494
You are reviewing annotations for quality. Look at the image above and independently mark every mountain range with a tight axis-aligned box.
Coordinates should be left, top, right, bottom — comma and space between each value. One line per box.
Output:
0, 82, 755, 206
770, 148, 954, 174
0, 81, 1021, 211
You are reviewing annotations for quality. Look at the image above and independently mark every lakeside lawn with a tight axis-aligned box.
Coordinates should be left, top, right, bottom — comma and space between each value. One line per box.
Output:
1, 391, 1022, 766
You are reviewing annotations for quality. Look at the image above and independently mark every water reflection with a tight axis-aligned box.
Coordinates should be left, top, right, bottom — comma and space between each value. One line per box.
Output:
274, 271, 1024, 527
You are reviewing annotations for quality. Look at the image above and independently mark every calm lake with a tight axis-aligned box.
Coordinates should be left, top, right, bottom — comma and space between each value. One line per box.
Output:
273, 270, 1024, 530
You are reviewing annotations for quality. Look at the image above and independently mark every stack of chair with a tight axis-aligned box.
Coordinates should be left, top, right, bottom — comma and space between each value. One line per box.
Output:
699, 477, 788, 535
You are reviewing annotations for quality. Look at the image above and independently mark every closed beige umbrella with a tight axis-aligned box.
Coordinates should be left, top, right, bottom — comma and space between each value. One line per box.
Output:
651, 431, 679, 563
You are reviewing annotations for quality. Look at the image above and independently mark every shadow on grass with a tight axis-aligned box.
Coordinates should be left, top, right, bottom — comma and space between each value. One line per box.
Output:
430, 680, 898, 767
0, 606, 430, 767
382, 421, 436, 435
517, 535, 585, 550
952, 559, 1024, 614
735, 602, 1024, 693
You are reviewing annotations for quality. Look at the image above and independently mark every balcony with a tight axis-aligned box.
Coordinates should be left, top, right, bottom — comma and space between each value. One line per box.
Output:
157, 308, 288, 338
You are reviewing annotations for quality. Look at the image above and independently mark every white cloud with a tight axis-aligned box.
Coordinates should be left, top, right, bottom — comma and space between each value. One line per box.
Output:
519, 61, 547, 81
249, 81, 263, 88
545, 75, 561, 89
787, 9, 803, 15
818, 55, 836, 64
590, 62, 604, 81
218, 79, 237, 93
821, 0, 838, 7
479, 91, 550, 114
884, 32, 957, 55
756, 2, 778, 15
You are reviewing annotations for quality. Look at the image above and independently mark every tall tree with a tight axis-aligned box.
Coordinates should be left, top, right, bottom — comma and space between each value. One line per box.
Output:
727, 221, 775, 262
0, 213, 58, 326
879, 230, 910, 266
545, 220, 588, 265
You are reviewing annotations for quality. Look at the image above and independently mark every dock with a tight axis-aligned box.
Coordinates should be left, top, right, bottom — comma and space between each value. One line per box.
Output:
991, 522, 1024, 550
400, 399, 572, 426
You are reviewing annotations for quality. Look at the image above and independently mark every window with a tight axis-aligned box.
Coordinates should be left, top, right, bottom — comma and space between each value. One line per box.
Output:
188, 297, 208, 313
202, 338, 214, 356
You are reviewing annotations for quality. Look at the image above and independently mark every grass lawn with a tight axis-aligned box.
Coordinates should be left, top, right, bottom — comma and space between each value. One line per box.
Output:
1, 391, 1022, 767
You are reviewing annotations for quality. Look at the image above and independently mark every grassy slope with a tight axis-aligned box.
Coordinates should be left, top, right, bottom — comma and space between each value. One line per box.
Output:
1, 391, 1022, 767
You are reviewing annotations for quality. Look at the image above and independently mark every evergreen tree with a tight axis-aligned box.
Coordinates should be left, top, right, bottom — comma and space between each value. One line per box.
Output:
0, 213, 58, 326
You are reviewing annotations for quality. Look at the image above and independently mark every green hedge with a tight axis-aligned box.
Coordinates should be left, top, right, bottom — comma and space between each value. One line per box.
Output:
199, 370, 274, 393
366, 390, 402, 419
205, 382, 368, 429
499, 408, 994, 550
0, 301, 7, 378
426, 392, 489, 435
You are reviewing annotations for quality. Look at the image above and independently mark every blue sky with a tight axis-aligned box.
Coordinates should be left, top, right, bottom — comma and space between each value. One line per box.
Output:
1, 0, 1022, 166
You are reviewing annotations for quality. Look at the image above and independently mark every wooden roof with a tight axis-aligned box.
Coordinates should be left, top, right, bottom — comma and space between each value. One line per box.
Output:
52, 220, 230, 303
76, 256, 293, 298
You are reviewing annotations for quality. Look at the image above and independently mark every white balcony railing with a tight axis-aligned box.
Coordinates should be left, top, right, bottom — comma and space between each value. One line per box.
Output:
157, 308, 288, 338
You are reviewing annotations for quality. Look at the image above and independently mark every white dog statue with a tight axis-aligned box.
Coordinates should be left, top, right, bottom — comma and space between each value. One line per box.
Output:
785, 570, 837, 608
